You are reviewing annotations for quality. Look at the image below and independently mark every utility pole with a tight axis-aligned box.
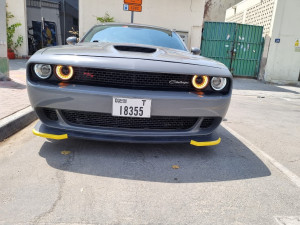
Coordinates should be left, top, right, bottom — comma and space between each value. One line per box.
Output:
63, 0, 66, 44
40, 0, 44, 48
123, 0, 142, 23
131, 11, 134, 23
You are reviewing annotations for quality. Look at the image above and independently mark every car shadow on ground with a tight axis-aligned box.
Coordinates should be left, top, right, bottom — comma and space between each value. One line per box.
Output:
39, 126, 271, 183
0, 80, 27, 90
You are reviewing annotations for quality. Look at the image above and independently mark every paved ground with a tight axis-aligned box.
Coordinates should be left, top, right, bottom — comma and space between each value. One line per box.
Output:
0, 78, 300, 225
227, 79, 300, 176
0, 60, 29, 120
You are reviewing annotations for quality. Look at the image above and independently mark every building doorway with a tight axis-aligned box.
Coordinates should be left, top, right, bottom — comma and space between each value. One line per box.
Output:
26, 0, 78, 55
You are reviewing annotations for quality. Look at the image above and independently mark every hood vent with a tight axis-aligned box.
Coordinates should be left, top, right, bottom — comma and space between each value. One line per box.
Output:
114, 45, 157, 53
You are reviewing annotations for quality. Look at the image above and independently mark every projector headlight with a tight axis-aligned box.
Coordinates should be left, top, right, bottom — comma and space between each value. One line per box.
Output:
192, 75, 209, 90
55, 65, 74, 81
211, 77, 227, 91
34, 64, 52, 79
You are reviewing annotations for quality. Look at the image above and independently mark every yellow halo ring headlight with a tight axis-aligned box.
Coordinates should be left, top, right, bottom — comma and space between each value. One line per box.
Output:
192, 75, 209, 90
55, 65, 74, 81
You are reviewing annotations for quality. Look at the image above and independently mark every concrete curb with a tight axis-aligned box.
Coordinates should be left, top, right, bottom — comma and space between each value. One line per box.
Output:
0, 106, 37, 142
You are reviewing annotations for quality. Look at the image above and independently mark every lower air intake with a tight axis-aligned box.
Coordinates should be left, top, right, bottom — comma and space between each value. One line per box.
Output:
44, 108, 58, 121
61, 110, 198, 131
200, 118, 215, 129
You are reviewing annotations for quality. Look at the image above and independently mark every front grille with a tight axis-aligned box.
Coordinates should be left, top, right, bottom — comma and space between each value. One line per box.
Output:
72, 67, 194, 91
44, 108, 58, 121
61, 110, 198, 130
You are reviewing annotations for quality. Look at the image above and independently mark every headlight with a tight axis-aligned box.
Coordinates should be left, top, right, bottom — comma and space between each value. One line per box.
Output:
34, 64, 52, 79
55, 65, 74, 81
192, 75, 209, 90
211, 77, 227, 91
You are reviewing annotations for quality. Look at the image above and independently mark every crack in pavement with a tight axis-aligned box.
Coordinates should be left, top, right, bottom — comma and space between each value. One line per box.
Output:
32, 151, 75, 225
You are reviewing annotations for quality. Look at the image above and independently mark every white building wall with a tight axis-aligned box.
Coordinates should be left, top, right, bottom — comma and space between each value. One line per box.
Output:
79, 0, 206, 49
235, 0, 261, 14
203, 0, 242, 22
0, 0, 7, 58
244, 0, 275, 36
225, 0, 275, 36
264, 0, 300, 84
0, 0, 8, 79
6, 0, 28, 57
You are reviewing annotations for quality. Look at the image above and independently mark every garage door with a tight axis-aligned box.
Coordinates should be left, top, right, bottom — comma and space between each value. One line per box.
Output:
201, 22, 264, 78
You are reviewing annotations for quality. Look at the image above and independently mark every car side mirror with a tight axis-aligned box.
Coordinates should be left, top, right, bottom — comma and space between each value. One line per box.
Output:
191, 47, 201, 55
66, 36, 78, 45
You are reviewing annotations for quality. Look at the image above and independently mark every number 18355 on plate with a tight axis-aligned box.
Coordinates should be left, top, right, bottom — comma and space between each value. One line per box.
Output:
112, 97, 152, 118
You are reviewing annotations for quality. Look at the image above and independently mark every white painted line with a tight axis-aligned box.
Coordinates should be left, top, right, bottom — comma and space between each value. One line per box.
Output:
222, 124, 300, 188
282, 97, 292, 102
275, 216, 300, 225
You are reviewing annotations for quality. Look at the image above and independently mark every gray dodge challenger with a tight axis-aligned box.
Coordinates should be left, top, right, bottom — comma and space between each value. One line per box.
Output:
27, 23, 232, 146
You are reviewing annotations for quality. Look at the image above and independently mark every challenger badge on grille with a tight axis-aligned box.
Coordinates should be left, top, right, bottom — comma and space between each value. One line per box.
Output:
169, 80, 189, 85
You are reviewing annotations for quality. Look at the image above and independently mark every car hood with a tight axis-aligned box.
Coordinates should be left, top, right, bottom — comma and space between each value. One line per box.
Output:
40, 42, 226, 69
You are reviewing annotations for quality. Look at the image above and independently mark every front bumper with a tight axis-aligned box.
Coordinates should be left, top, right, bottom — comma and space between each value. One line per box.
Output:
33, 121, 221, 145
27, 80, 231, 143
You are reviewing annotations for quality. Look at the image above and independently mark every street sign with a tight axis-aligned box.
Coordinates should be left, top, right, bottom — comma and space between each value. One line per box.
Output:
124, 0, 142, 4
123, 4, 142, 12
123, 0, 142, 23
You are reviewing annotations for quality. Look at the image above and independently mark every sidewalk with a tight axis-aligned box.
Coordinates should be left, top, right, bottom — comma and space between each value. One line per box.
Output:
0, 60, 30, 120
0, 59, 36, 141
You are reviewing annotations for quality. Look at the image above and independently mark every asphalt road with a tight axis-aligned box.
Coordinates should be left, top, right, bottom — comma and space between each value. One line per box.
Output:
0, 79, 300, 225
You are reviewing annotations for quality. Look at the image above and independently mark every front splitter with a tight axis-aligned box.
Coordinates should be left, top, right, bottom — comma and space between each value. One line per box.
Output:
33, 121, 221, 146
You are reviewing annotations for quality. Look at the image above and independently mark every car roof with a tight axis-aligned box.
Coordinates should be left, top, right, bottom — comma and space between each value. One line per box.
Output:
91, 23, 174, 32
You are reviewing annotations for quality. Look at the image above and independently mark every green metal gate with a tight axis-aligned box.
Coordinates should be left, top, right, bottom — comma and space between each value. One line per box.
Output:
201, 22, 264, 77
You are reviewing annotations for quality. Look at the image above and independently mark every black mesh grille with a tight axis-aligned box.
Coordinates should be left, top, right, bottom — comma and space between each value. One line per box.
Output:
72, 67, 194, 91
44, 108, 58, 121
61, 110, 198, 130
200, 118, 215, 129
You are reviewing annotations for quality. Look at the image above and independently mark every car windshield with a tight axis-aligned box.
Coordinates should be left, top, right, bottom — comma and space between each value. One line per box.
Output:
81, 25, 187, 51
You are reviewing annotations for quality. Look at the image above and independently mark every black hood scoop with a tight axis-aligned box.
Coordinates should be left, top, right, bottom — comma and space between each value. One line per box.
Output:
114, 45, 157, 53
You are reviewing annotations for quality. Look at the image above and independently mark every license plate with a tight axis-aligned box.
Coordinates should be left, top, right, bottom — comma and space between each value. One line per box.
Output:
112, 97, 152, 118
